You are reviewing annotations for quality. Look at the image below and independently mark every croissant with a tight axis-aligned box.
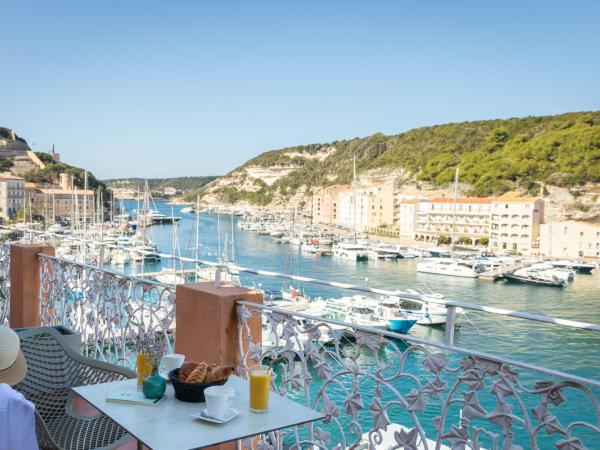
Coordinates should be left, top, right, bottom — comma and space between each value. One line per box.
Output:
186, 363, 208, 383
178, 360, 200, 381
204, 365, 235, 383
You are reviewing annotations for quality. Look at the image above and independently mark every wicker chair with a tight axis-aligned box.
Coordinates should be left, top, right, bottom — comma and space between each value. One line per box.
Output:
14, 327, 136, 450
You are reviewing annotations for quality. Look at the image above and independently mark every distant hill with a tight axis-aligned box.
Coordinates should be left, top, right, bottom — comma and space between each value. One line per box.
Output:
199, 111, 600, 207
105, 176, 219, 197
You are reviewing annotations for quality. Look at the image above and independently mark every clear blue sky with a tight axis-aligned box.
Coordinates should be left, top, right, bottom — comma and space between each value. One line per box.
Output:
1, 1, 599, 179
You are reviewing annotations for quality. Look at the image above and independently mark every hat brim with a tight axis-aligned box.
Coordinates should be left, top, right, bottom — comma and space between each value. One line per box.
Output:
0, 350, 26, 386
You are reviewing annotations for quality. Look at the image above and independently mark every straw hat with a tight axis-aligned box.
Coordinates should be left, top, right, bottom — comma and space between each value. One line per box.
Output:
0, 326, 27, 386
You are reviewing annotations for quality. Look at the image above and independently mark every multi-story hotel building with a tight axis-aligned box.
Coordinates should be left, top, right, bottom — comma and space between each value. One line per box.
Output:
312, 185, 350, 226
0, 173, 25, 220
413, 197, 492, 245
333, 178, 394, 231
539, 221, 600, 259
489, 192, 543, 254
313, 178, 394, 232
397, 199, 420, 240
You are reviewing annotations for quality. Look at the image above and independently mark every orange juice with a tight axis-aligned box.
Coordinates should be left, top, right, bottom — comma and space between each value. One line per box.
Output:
249, 365, 270, 413
136, 353, 154, 389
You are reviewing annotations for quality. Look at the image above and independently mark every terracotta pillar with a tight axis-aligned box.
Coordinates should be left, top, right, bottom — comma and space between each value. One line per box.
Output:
175, 281, 263, 366
9, 243, 55, 328
174, 281, 263, 450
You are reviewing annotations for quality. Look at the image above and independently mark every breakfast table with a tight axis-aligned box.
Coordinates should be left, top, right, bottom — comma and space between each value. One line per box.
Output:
72, 375, 325, 450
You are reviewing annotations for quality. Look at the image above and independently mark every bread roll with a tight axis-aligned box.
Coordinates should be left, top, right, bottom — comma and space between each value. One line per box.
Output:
178, 360, 200, 381
205, 365, 235, 383
186, 363, 208, 383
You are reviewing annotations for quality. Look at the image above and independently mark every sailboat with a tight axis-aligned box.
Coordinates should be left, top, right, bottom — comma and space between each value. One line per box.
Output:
155, 207, 185, 285
417, 168, 480, 278
332, 157, 369, 262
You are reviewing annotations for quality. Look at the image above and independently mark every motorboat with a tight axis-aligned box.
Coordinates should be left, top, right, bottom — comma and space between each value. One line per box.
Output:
366, 243, 400, 260
417, 258, 480, 278
180, 206, 194, 214
332, 241, 369, 262
527, 263, 574, 282
550, 259, 596, 274
504, 270, 565, 288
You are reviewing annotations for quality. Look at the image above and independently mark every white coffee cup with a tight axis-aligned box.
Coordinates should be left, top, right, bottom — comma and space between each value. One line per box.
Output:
161, 354, 185, 373
204, 385, 235, 420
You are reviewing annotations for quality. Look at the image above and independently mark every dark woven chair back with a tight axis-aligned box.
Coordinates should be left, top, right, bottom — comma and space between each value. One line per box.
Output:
14, 327, 135, 450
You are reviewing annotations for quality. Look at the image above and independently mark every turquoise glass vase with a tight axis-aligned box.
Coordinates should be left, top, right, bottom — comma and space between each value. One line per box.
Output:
143, 368, 166, 399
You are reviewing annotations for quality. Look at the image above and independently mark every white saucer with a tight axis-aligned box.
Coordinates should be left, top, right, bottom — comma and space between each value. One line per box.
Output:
192, 408, 239, 424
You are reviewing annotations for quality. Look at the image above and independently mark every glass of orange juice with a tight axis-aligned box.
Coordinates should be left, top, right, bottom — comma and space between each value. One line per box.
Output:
249, 365, 271, 413
136, 352, 154, 389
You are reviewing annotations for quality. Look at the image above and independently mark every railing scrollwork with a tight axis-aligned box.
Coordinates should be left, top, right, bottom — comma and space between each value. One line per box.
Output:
237, 302, 600, 450
39, 253, 176, 367
0, 242, 10, 325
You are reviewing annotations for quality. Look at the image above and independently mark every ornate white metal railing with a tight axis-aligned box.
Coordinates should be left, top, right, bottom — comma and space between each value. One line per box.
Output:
13, 226, 600, 343
38, 253, 176, 366
0, 242, 10, 325
237, 301, 600, 450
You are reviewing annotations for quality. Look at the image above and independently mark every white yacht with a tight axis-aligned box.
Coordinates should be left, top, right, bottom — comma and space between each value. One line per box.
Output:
332, 241, 369, 261
550, 259, 596, 274
180, 206, 194, 214
367, 243, 400, 260
417, 258, 480, 278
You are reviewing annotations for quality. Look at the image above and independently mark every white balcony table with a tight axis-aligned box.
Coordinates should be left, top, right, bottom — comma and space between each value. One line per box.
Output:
72, 375, 324, 450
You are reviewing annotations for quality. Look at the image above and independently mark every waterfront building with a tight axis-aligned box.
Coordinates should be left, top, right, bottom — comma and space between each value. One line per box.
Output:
489, 192, 543, 254
0, 173, 25, 220
397, 199, 420, 240
539, 220, 600, 259
413, 197, 491, 245
326, 178, 394, 232
312, 185, 350, 226
29, 172, 95, 224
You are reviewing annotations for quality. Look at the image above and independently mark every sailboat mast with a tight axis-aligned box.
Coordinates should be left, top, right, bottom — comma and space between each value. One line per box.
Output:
353, 157, 357, 242
450, 167, 459, 251
194, 195, 200, 282
83, 171, 88, 263
230, 210, 235, 261
52, 184, 56, 225
217, 208, 221, 262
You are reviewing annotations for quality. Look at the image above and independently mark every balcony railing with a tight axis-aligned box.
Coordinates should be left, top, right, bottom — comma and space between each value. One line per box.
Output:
5, 232, 600, 448
0, 242, 9, 325
38, 253, 176, 367
237, 301, 600, 450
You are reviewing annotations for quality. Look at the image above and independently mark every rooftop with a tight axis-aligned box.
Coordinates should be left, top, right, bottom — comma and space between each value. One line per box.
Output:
493, 191, 539, 203
430, 197, 492, 204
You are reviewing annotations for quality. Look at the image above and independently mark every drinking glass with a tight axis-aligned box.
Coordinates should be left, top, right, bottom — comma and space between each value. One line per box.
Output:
249, 365, 270, 413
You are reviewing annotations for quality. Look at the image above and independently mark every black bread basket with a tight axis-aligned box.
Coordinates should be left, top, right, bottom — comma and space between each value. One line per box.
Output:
169, 368, 227, 403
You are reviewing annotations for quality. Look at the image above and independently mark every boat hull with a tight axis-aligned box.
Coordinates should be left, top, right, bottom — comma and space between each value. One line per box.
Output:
504, 273, 565, 287
387, 319, 417, 334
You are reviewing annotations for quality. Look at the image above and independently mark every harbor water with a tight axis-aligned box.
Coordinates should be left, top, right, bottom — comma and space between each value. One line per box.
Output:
122, 201, 600, 447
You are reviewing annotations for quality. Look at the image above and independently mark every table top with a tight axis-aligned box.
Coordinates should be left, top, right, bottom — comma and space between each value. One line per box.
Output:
72, 375, 324, 450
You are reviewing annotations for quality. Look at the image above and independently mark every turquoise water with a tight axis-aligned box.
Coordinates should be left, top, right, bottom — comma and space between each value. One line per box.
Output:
123, 201, 600, 447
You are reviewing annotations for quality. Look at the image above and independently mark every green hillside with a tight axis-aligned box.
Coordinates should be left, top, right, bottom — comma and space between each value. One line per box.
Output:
27, 152, 107, 195
105, 176, 218, 194
205, 111, 600, 203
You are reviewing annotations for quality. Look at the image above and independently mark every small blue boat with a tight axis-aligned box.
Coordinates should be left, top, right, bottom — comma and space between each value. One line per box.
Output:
387, 318, 417, 334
